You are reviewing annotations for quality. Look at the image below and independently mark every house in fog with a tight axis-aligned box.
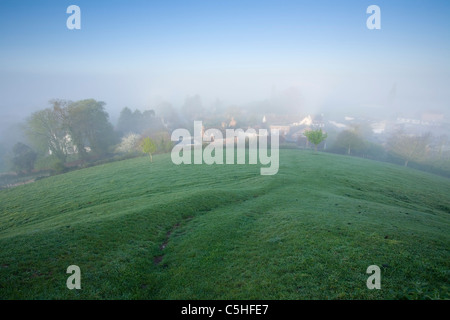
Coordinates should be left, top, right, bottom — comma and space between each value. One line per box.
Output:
269, 125, 290, 137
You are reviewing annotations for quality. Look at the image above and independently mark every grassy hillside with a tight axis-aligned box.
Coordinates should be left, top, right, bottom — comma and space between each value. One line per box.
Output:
0, 149, 449, 299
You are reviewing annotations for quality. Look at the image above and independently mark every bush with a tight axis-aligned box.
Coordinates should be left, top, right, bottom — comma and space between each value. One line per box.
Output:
115, 133, 141, 154
11, 143, 37, 174
34, 155, 67, 174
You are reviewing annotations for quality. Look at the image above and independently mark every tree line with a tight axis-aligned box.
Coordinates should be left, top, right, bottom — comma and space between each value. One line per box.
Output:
4, 96, 450, 178
303, 126, 450, 177
26, 99, 115, 164
9, 99, 172, 175
5, 94, 232, 175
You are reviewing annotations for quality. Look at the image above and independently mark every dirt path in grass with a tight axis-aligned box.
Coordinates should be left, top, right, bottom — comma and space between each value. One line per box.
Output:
154, 217, 194, 266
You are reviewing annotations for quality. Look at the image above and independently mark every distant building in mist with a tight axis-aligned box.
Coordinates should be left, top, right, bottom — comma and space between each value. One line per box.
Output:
421, 112, 445, 123
269, 125, 290, 136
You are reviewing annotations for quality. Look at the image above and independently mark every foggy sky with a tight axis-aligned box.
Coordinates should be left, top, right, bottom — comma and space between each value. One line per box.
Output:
1, 0, 449, 127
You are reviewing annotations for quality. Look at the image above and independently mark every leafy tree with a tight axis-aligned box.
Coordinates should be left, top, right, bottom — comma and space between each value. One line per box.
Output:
388, 131, 431, 167
141, 137, 157, 162
304, 128, 328, 152
140, 110, 164, 134
116, 107, 134, 134
141, 130, 173, 153
116, 107, 161, 135
153, 131, 173, 153
26, 102, 73, 163
26, 99, 116, 164
66, 99, 116, 159
11, 142, 37, 174
334, 130, 365, 155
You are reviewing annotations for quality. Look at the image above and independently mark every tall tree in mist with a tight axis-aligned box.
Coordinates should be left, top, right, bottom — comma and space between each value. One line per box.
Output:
116, 107, 161, 134
11, 142, 37, 174
334, 130, 365, 155
116, 107, 134, 134
26, 101, 72, 163
26, 99, 115, 163
388, 131, 431, 167
66, 99, 116, 159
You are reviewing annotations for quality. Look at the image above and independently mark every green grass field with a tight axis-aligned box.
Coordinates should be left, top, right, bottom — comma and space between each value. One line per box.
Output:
0, 149, 449, 299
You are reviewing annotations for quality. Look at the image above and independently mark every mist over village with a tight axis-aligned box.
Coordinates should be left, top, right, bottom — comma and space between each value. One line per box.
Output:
1, 88, 449, 182
0, 0, 449, 305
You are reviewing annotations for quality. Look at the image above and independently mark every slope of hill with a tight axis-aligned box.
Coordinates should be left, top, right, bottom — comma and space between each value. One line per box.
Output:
0, 150, 449, 299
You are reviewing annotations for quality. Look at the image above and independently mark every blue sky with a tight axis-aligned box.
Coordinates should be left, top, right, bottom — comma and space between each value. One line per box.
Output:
1, 0, 449, 120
